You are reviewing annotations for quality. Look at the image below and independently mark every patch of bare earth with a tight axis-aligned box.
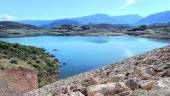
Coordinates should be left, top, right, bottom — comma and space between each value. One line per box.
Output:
0, 68, 38, 96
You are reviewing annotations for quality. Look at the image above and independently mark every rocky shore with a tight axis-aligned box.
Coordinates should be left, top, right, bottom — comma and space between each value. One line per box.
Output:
24, 46, 170, 96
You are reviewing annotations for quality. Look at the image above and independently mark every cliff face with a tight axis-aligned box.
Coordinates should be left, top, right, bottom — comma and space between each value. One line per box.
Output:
0, 68, 38, 96
24, 46, 170, 96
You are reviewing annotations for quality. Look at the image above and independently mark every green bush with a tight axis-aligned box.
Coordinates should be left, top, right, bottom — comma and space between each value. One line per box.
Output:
10, 59, 18, 64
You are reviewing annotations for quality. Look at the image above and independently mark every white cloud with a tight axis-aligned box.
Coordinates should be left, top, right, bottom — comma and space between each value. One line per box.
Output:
126, 0, 136, 6
0, 14, 14, 21
119, 0, 136, 9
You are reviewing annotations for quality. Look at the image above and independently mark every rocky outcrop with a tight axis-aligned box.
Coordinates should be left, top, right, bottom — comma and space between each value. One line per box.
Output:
24, 46, 170, 96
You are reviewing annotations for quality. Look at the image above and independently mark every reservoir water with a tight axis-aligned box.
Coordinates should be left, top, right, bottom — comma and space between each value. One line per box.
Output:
0, 36, 169, 79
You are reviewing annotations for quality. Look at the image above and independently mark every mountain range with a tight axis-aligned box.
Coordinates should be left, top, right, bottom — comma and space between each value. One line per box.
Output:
136, 11, 170, 25
18, 10, 170, 27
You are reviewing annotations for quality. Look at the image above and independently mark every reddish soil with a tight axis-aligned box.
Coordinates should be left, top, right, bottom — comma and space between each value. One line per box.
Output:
0, 68, 38, 96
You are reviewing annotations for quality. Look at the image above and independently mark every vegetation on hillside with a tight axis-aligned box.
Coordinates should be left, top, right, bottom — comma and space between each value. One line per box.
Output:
0, 41, 58, 87
0, 21, 38, 29
148, 23, 170, 33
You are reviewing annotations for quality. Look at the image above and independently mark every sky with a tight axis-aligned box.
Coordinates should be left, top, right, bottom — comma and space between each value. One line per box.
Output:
0, 0, 170, 20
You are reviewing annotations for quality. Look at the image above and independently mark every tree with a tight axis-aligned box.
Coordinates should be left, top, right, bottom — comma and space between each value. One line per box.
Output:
138, 25, 147, 31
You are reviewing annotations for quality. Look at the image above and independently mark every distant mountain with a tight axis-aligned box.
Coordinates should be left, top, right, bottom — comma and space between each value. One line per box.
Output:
19, 20, 54, 26
19, 14, 144, 28
46, 19, 79, 28
0, 21, 38, 29
72, 14, 117, 24
112, 15, 142, 24
44, 14, 118, 28
136, 11, 170, 25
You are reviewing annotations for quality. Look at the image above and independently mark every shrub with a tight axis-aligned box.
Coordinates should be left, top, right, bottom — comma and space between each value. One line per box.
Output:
10, 59, 18, 64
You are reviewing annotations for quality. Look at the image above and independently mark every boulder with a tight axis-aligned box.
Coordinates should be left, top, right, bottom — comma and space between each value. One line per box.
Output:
146, 68, 156, 76
87, 83, 125, 96
164, 64, 170, 69
82, 78, 98, 87
116, 82, 131, 91
166, 70, 170, 77
110, 74, 124, 82
140, 81, 155, 90
134, 67, 152, 80
72, 87, 87, 96
96, 78, 110, 84
167, 64, 170, 68
126, 77, 140, 90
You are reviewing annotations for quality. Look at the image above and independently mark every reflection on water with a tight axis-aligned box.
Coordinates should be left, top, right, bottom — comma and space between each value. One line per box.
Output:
0, 36, 169, 79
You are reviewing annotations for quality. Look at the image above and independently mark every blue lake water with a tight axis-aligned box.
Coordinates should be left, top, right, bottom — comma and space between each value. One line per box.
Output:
0, 36, 169, 79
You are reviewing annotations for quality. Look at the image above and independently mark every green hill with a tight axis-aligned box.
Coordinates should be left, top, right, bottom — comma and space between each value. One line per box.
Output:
0, 21, 38, 29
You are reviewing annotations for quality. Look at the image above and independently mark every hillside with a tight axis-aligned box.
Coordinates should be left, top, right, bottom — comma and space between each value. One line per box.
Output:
19, 20, 54, 26
137, 11, 170, 25
46, 19, 80, 28
0, 42, 57, 87
0, 21, 38, 29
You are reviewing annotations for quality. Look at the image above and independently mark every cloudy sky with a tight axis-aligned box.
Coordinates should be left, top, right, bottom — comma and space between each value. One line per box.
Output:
0, 0, 170, 20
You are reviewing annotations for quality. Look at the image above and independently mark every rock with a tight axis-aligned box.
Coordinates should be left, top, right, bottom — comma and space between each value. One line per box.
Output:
146, 68, 156, 76
61, 87, 68, 94
55, 87, 70, 95
131, 89, 149, 96
140, 81, 155, 90
126, 77, 140, 90
157, 69, 168, 77
118, 91, 132, 96
96, 78, 110, 84
82, 78, 98, 87
166, 70, 170, 77
117, 82, 131, 91
110, 74, 124, 82
104, 69, 112, 75
154, 77, 170, 89
163, 64, 170, 69
167, 64, 170, 68
70, 92, 85, 96
133, 78, 170, 96
70, 85, 78, 91
134, 67, 152, 80
73, 87, 87, 96
87, 83, 125, 96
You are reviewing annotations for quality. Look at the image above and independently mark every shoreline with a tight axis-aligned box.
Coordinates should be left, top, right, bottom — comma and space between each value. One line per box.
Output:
1, 29, 170, 41
24, 45, 170, 96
